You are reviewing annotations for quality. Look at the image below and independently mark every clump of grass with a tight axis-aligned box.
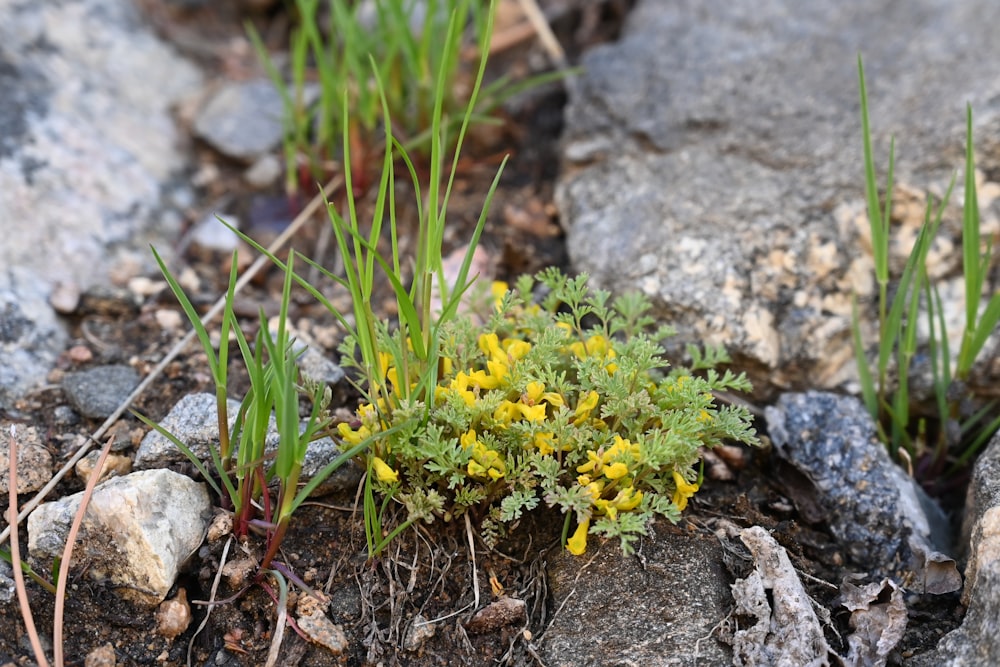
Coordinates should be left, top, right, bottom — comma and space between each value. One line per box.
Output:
248, 0, 560, 195
852, 55, 1000, 477
137, 249, 370, 576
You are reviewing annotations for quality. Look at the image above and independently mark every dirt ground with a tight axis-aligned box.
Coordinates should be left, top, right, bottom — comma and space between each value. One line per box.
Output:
0, 1, 970, 665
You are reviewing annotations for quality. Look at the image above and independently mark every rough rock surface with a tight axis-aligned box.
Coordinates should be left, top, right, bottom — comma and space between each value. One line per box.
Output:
135, 392, 363, 496
557, 0, 1000, 397
0, 423, 53, 495
908, 432, 1000, 665
26, 469, 211, 607
540, 521, 731, 666
765, 392, 957, 590
0, 0, 202, 410
62, 364, 140, 419
193, 79, 285, 161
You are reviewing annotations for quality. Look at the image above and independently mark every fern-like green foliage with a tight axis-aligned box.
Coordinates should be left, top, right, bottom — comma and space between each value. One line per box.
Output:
338, 269, 759, 555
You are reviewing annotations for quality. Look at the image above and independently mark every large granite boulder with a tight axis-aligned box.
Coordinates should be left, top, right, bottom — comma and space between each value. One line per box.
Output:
557, 0, 1000, 398
0, 0, 202, 410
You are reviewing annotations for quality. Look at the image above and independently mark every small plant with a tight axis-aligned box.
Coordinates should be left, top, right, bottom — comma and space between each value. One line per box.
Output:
334, 269, 759, 555
852, 55, 1000, 475
249, 0, 559, 195
137, 250, 371, 576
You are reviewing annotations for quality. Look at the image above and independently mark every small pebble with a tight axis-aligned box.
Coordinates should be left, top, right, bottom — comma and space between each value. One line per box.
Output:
62, 365, 140, 419
50, 281, 81, 314
154, 309, 184, 333
221, 557, 256, 587
465, 597, 527, 634
244, 154, 282, 189
128, 276, 166, 298
155, 588, 192, 639
75, 451, 132, 484
403, 614, 436, 651
206, 510, 233, 542
0, 423, 54, 495
84, 643, 117, 667
297, 606, 348, 655
67, 345, 94, 364
189, 213, 240, 253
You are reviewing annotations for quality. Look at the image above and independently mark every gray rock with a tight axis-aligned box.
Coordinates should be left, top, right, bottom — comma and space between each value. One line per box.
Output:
0, 0, 202, 410
908, 432, 1000, 665
26, 468, 211, 607
62, 364, 140, 419
540, 521, 731, 666
0, 560, 14, 604
297, 345, 347, 386
557, 0, 1000, 397
135, 392, 363, 496
134, 392, 241, 469
0, 423, 53, 495
189, 212, 240, 254
194, 80, 285, 161
765, 391, 958, 592
244, 154, 282, 189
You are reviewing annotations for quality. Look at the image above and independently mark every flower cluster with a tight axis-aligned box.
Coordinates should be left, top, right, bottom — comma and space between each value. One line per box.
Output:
336, 269, 759, 555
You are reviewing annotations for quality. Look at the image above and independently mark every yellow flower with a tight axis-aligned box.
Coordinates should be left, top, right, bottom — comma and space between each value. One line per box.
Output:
594, 485, 643, 520
534, 432, 556, 455
440, 356, 454, 378
460, 429, 478, 449
523, 381, 564, 408
503, 338, 531, 361
467, 441, 506, 480
491, 281, 509, 310
573, 390, 599, 425
372, 457, 399, 483
337, 421, 371, 446
603, 462, 629, 480
567, 518, 590, 555
672, 470, 699, 511
494, 400, 521, 425
518, 403, 547, 422
478, 333, 503, 362
576, 449, 603, 475
485, 360, 508, 385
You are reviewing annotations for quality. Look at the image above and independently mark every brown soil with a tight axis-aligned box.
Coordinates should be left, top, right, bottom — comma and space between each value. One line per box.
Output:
0, 2, 968, 666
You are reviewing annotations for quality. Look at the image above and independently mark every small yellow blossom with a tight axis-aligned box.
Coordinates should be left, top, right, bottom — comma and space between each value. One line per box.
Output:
503, 338, 531, 361
523, 381, 564, 408
491, 281, 509, 310
337, 421, 371, 445
446, 372, 478, 406
467, 441, 506, 480
594, 485, 644, 520
494, 400, 521, 425
518, 403, 547, 422
478, 333, 503, 362
573, 390, 600, 425
534, 432, 556, 455
567, 518, 590, 555
672, 470, 699, 511
576, 449, 603, 475
372, 457, 399, 483
603, 462, 630, 480
460, 429, 478, 449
